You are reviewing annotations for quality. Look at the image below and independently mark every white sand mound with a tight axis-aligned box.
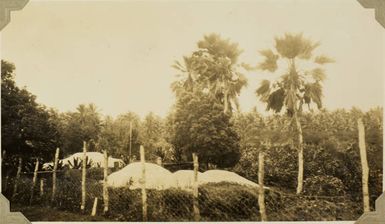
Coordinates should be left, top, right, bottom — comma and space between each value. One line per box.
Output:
42, 152, 125, 169
172, 170, 203, 190
200, 170, 266, 188
107, 162, 176, 189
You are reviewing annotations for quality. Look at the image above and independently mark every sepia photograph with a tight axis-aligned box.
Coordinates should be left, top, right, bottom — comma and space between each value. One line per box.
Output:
0, 0, 384, 222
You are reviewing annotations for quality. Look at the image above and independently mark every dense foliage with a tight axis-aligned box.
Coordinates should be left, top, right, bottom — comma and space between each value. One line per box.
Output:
167, 89, 240, 168
172, 33, 247, 115
1, 60, 61, 174
233, 108, 383, 208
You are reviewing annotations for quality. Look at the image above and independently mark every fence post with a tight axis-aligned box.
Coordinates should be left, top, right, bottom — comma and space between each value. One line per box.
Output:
12, 157, 22, 200
30, 158, 39, 205
40, 179, 45, 197
140, 145, 148, 221
358, 118, 370, 212
156, 157, 162, 166
192, 153, 200, 221
81, 141, 87, 213
1, 150, 5, 163
4, 175, 9, 192
52, 148, 60, 203
103, 150, 109, 214
129, 121, 132, 163
91, 197, 98, 216
258, 150, 267, 221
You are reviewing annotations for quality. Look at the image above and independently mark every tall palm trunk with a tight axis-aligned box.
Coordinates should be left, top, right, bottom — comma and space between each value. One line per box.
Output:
288, 59, 304, 194
294, 113, 304, 194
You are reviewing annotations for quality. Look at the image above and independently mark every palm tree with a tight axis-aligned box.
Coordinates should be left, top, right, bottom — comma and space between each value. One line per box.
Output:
255, 33, 334, 194
75, 103, 102, 145
172, 33, 248, 115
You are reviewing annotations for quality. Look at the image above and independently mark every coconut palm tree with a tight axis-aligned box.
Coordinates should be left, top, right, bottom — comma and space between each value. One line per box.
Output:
254, 33, 334, 194
172, 33, 247, 115
75, 103, 102, 146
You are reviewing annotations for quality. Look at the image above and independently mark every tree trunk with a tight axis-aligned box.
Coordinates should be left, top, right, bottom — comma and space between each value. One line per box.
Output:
358, 118, 370, 212
258, 151, 267, 221
294, 113, 304, 194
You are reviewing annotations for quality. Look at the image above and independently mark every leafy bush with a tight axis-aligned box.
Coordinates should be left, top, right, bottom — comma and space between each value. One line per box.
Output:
108, 187, 193, 221
233, 145, 298, 190
87, 168, 105, 181
199, 182, 260, 221
303, 175, 346, 197
269, 197, 358, 221
107, 187, 142, 221
54, 169, 103, 212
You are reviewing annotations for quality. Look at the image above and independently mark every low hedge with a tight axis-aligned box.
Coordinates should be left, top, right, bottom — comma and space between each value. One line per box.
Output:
7, 174, 362, 221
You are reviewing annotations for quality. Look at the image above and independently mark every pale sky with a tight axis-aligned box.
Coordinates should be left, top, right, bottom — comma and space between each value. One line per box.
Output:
1, 0, 384, 118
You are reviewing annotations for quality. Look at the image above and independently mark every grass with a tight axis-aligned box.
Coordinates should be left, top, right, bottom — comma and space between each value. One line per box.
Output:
10, 203, 111, 221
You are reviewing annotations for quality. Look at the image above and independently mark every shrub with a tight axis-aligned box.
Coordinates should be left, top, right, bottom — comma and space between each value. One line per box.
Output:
55, 169, 103, 212
303, 175, 346, 197
108, 187, 192, 221
87, 168, 104, 181
107, 187, 142, 221
199, 182, 260, 221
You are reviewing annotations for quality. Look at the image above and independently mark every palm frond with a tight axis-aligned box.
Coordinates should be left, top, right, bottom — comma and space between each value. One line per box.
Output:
266, 88, 285, 113
258, 49, 279, 72
298, 39, 320, 60
275, 33, 319, 60
241, 63, 256, 71
233, 73, 248, 91
314, 55, 335, 64
311, 68, 326, 81
303, 82, 323, 109
255, 79, 271, 101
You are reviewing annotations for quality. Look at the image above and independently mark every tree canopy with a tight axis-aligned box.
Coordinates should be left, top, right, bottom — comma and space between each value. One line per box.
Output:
172, 33, 248, 115
1, 60, 60, 164
255, 33, 334, 116
168, 88, 240, 168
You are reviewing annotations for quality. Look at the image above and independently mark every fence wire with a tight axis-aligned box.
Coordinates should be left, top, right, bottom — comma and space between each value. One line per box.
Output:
3, 167, 364, 221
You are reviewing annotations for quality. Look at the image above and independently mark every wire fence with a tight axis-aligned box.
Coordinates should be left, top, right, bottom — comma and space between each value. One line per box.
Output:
1, 145, 366, 222
2, 166, 365, 221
